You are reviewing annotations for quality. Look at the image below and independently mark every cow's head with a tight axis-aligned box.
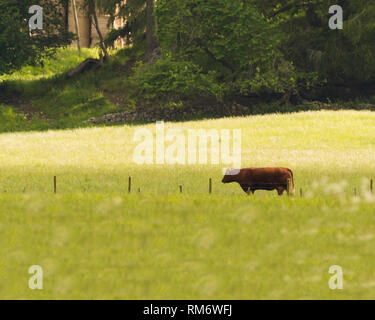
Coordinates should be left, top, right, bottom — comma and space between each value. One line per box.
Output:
222, 168, 240, 183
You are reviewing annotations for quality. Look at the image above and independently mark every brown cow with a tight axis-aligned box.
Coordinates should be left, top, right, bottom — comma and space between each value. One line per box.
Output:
222, 167, 295, 196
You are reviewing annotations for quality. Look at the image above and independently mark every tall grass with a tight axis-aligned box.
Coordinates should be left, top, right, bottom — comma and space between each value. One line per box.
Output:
0, 111, 375, 299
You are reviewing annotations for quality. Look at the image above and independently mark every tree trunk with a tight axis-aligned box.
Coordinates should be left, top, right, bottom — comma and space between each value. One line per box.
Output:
71, 0, 81, 53
145, 0, 159, 63
89, 0, 109, 60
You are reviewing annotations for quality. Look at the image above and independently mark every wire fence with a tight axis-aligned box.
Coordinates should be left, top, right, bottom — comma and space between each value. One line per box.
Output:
51, 176, 374, 197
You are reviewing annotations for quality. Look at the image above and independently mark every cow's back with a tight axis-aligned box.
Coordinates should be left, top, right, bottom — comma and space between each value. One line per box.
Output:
240, 167, 292, 186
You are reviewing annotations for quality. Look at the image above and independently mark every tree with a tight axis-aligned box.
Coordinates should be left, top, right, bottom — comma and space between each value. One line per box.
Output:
156, 0, 296, 96
253, 0, 375, 87
0, 0, 73, 75
87, 0, 109, 60
145, 0, 159, 62
71, 0, 81, 52
99, 0, 159, 61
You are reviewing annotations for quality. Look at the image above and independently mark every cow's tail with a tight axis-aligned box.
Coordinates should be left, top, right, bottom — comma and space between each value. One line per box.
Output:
287, 169, 295, 195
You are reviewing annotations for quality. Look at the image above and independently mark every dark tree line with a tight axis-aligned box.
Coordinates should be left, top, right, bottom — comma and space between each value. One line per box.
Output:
104, 0, 375, 100
2, 0, 375, 101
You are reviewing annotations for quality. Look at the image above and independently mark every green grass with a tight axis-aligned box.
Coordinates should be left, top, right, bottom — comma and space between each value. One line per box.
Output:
1, 110, 375, 299
0, 48, 99, 82
0, 48, 137, 132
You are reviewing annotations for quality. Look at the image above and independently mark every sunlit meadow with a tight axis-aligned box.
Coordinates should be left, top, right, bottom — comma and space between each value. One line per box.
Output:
1, 110, 375, 299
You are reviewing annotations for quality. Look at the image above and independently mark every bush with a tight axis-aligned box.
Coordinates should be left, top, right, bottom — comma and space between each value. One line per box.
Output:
134, 57, 224, 101
0, 105, 48, 132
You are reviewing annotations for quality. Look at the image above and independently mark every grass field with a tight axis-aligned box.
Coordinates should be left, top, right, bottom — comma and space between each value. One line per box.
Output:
1, 110, 375, 299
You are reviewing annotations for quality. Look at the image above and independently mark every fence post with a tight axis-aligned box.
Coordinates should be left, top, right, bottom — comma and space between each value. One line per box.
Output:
54, 176, 57, 194
300, 188, 303, 197
180, 185, 183, 193
209, 178, 212, 194
354, 188, 357, 197
128, 177, 131, 193
371, 179, 373, 194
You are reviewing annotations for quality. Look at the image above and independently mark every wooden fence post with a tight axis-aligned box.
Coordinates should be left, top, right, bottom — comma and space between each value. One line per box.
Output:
371, 179, 373, 194
209, 178, 212, 194
180, 185, 183, 193
128, 177, 131, 193
54, 176, 57, 194
300, 188, 303, 197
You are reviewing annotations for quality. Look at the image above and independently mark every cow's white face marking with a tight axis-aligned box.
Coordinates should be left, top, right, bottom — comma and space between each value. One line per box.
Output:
223, 168, 240, 176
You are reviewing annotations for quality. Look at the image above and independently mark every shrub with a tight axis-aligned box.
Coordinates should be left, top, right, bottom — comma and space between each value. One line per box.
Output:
134, 57, 224, 101
0, 105, 48, 132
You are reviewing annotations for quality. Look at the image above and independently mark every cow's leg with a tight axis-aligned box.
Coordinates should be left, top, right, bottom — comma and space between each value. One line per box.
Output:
251, 189, 256, 195
240, 184, 250, 195
277, 187, 285, 196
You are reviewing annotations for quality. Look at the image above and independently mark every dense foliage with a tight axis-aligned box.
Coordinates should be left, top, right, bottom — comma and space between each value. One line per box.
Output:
2, 0, 375, 108
0, 0, 73, 75
256, 0, 375, 88
156, 0, 297, 97
108, 0, 375, 101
